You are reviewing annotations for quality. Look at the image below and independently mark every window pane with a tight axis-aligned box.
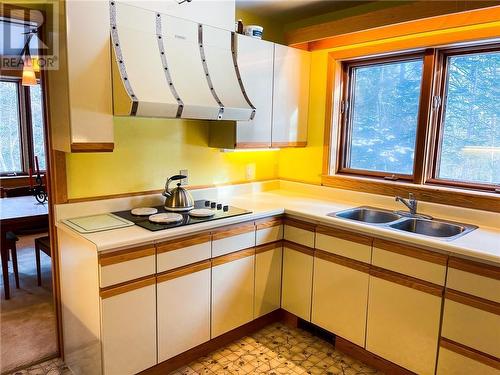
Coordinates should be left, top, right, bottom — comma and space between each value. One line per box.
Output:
30, 84, 46, 171
0, 81, 22, 174
437, 52, 500, 185
347, 59, 423, 175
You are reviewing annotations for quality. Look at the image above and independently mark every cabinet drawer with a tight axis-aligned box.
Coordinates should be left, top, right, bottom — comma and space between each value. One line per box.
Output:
256, 217, 283, 245
315, 226, 372, 263
212, 223, 255, 257
442, 291, 500, 358
282, 242, 314, 321
447, 257, 500, 303
372, 239, 447, 285
283, 219, 315, 248
156, 234, 211, 273
99, 245, 155, 288
437, 339, 500, 375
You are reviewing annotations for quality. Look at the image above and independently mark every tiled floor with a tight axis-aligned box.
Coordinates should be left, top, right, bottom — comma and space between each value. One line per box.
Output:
172, 323, 383, 375
5, 358, 71, 375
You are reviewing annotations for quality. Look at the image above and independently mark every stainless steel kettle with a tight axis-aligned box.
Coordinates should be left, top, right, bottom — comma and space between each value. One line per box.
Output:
163, 175, 194, 211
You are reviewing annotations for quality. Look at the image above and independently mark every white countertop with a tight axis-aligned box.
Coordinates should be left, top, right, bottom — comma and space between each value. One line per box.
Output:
56, 181, 500, 265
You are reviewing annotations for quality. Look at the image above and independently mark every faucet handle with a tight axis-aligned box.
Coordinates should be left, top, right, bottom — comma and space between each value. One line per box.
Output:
408, 192, 415, 201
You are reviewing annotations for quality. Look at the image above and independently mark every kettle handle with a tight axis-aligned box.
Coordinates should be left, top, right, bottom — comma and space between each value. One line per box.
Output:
163, 175, 187, 197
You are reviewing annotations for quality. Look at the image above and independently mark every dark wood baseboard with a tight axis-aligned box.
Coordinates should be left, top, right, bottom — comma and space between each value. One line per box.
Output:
335, 336, 416, 375
281, 309, 300, 328
139, 309, 282, 375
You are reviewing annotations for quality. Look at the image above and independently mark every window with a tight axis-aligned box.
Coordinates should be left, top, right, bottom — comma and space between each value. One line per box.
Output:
432, 49, 499, 188
0, 78, 46, 176
340, 55, 424, 179
336, 43, 499, 192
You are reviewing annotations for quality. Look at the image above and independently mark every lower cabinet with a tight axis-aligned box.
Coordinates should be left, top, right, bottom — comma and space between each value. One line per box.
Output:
366, 269, 442, 375
437, 339, 500, 375
211, 249, 255, 337
281, 242, 314, 321
254, 242, 283, 318
157, 261, 211, 362
100, 278, 157, 375
312, 251, 370, 347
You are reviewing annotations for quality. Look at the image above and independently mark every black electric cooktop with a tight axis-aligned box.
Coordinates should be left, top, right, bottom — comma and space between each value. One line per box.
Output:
112, 200, 251, 232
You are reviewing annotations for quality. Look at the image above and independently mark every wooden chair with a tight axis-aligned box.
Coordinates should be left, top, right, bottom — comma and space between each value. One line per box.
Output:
2, 231, 20, 289
34, 236, 51, 286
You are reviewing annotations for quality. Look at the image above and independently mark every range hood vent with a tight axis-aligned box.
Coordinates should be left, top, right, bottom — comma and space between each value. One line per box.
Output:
110, 1, 255, 121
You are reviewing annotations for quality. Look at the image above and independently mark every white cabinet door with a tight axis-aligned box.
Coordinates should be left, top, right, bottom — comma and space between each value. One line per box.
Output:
312, 253, 370, 347
255, 243, 283, 318
437, 342, 500, 375
366, 272, 442, 375
235, 35, 274, 147
281, 244, 314, 321
212, 249, 255, 337
101, 278, 157, 375
157, 261, 211, 362
272, 44, 310, 147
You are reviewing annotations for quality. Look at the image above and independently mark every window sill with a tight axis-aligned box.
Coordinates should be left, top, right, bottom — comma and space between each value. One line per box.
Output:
321, 174, 500, 213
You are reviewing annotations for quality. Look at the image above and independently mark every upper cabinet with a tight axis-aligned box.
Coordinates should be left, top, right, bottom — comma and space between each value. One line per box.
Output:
210, 38, 311, 149
272, 44, 310, 147
119, 0, 235, 31
49, 0, 114, 153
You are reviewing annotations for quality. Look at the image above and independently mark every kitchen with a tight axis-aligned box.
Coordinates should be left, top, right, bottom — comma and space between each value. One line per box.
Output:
0, 1, 499, 375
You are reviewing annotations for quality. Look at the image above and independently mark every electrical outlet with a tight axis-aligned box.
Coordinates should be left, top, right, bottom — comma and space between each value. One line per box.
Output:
179, 169, 188, 185
245, 164, 256, 181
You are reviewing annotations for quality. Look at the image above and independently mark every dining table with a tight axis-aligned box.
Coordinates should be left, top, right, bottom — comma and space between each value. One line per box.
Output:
0, 196, 49, 299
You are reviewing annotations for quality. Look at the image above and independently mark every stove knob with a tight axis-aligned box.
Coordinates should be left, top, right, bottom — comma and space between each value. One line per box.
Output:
223, 205, 229, 211
210, 202, 216, 209
205, 200, 210, 207
217, 204, 222, 210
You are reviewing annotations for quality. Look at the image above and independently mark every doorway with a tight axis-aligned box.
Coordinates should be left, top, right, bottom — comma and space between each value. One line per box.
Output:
0, 18, 58, 372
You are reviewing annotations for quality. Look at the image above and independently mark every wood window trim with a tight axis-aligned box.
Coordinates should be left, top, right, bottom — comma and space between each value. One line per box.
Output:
427, 43, 500, 192
0, 76, 46, 177
324, 41, 500, 212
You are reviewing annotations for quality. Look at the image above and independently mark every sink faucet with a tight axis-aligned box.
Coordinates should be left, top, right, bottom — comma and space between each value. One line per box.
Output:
395, 193, 418, 215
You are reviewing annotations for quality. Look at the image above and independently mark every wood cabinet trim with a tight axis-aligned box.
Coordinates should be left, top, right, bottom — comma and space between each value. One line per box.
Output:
315, 249, 370, 273
283, 218, 316, 232
71, 142, 114, 152
448, 257, 500, 280
156, 233, 211, 254
373, 238, 448, 266
271, 141, 307, 148
440, 337, 500, 370
157, 260, 211, 283
283, 240, 315, 256
255, 241, 283, 255
100, 275, 156, 299
212, 222, 255, 240
211, 248, 256, 267
98, 245, 155, 267
256, 217, 283, 230
445, 288, 500, 315
235, 142, 272, 149
316, 225, 372, 246
370, 265, 443, 297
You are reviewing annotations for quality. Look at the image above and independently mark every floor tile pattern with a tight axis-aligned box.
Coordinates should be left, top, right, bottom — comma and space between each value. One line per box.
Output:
172, 323, 383, 375
5, 358, 71, 375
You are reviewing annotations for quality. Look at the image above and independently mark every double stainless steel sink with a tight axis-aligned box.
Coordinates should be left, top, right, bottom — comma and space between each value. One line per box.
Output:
329, 206, 477, 241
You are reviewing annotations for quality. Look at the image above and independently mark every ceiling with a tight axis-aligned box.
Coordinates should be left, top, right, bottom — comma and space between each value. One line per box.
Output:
236, 0, 373, 22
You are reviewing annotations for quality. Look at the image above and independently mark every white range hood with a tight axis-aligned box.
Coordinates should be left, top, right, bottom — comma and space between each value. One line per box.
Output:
110, 1, 255, 121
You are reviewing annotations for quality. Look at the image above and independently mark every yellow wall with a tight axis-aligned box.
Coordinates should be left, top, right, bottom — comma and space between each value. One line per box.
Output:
66, 118, 279, 198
